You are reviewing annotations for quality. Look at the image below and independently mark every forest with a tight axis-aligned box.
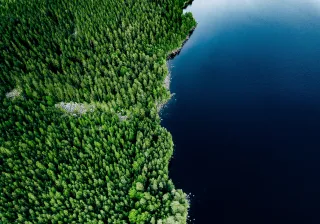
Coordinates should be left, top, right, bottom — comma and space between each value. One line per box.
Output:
0, 0, 196, 223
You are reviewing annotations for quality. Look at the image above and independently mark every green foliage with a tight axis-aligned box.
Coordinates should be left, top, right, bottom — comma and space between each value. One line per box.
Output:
0, 0, 196, 223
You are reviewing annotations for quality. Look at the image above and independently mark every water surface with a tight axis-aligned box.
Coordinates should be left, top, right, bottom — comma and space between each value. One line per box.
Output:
162, 1, 320, 223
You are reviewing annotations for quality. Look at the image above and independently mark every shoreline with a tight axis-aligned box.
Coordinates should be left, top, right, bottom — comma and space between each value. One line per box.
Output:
167, 26, 197, 60
157, 25, 197, 113
183, 0, 194, 9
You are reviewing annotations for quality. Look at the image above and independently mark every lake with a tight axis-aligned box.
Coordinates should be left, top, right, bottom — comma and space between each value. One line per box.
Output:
161, 0, 320, 223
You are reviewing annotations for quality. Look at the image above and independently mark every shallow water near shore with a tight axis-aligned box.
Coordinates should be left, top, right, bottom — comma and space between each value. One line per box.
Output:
162, 1, 320, 223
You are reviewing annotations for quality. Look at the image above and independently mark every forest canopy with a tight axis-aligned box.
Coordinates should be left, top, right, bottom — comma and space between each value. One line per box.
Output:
0, 0, 196, 223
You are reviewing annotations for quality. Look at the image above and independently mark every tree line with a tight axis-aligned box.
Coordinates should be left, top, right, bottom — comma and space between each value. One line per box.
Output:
0, 0, 196, 223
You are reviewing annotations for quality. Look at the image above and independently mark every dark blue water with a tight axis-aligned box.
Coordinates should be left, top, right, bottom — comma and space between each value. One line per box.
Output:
162, 1, 320, 223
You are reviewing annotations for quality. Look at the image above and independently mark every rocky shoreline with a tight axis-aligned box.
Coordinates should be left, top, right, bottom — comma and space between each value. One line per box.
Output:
167, 26, 197, 60
183, 0, 194, 9
158, 25, 197, 113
